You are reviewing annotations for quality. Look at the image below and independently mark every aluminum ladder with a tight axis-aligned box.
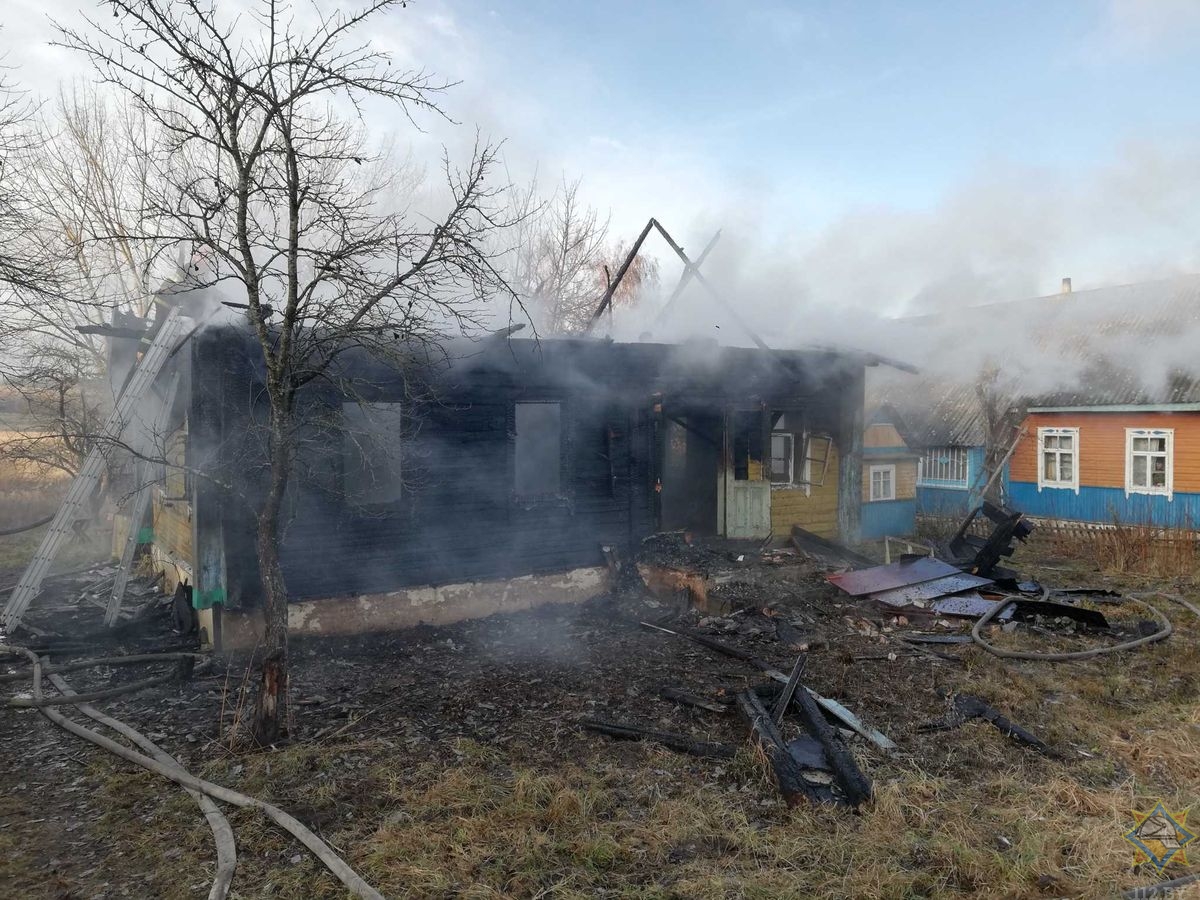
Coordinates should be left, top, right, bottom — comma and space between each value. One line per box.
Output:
103, 370, 181, 626
1, 310, 192, 630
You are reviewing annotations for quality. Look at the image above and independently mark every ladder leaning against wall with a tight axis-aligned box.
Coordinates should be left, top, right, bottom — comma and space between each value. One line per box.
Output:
0, 309, 193, 631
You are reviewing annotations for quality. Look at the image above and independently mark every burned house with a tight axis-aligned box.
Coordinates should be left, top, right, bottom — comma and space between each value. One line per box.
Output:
139, 324, 899, 649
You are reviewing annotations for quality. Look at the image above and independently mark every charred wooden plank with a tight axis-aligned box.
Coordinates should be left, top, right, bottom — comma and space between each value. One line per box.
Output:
658, 686, 729, 714
771, 654, 807, 725
640, 621, 788, 680
787, 682, 873, 808
642, 620, 896, 753
952, 694, 1051, 754
735, 690, 831, 807
578, 719, 735, 759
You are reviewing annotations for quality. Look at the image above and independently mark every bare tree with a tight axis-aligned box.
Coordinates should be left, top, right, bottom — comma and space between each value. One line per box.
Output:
600, 237, 658, 322
0, 347, 102, 480
974, 365, 1022, 504
0, 86, 168, 480
507, 175, 657, 334
60, 0, 517, 745
29, 87, 166, 333
0, 71, 49, 300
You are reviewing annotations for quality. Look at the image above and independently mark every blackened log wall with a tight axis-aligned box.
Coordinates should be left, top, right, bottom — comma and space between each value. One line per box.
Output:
190, 330, 868, 605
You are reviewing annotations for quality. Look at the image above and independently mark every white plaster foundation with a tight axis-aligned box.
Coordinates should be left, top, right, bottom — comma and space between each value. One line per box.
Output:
213, 565, 610, 651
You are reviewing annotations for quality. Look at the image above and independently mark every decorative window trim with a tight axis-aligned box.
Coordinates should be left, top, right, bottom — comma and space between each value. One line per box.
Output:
869, 464, 896, 502
1125, 427, 1174, 500
1036, 426, 1079, 494
916, 446, 970, 490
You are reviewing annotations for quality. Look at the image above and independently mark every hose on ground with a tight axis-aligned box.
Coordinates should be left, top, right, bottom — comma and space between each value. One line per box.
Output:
47, 671, 237, 900
1, 644, 385, 900
1121, 868, 1200, 898
7, 670, 183, 707
0, 651, 208, 683
971, 594, 1174, 662
0, 513, 55, 536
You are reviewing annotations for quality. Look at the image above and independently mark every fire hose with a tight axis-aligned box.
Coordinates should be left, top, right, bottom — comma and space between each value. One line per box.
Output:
1, 645, 385, 900
970, 591, 1197, 662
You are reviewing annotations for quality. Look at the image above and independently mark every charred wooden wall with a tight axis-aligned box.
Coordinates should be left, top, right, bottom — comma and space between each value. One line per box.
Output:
189, 329, 868, 606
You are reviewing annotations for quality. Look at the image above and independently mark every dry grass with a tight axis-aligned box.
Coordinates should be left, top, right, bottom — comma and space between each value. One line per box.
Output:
70, 590, 1200, 899
6, 526, 1198, 898
1038, 521, 1200, 581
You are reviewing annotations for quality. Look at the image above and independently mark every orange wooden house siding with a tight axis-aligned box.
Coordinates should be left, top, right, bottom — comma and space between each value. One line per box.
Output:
1012, 412, 1200, 492
1008, 410, 1200, 527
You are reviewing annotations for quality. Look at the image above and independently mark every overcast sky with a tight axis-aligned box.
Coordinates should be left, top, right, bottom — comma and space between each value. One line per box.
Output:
5, 0, 1200, 316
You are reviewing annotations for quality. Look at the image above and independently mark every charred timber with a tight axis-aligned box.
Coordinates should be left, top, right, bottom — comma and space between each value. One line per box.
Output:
785, 679, 873, 807
578, 719, 734, 758
735, 689, 828, 807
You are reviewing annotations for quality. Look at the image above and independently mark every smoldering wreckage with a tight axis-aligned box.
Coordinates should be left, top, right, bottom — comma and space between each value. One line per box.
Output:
2, 236, 1199, 899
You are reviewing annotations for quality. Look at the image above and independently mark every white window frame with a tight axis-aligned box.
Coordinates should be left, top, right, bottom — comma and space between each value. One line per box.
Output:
799, 431, 812, 497
869, 464, 896, 502
768, 430, 794, 486
916, 446, 970, 490
1125, 428, 1173, 500
1036, 426, 1080, 494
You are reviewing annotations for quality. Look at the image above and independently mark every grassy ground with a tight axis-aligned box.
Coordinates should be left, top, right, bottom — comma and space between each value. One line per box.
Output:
76, 656, 1200, 900
32, 564, 1200, 895
2, 534, 1198, 898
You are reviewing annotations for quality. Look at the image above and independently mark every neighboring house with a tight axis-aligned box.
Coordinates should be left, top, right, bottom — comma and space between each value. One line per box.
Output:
860, 406, 919, 538
871, 275, 1200, 530
131, 321, 903, 649
869, 382, 991, 520
1008, 387, 1200, 528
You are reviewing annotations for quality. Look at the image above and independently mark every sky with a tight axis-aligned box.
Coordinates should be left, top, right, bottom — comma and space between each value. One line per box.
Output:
5, 0, 1200, 317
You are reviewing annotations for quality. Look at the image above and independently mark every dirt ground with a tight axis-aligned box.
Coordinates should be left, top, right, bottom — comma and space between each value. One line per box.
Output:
1, 538, 1199, 899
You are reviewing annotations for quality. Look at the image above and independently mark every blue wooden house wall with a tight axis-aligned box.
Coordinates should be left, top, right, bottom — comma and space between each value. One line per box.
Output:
915, 447, 987, 518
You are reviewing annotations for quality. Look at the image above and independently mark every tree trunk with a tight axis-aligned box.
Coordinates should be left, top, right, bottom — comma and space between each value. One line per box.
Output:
251, 409, 292, 746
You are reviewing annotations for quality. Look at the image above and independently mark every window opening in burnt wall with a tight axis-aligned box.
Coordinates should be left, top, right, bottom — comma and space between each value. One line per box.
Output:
514, 401, 562, 499
342, 401, 404, 505
769, 412, 795, 484
732, 410, 763, 481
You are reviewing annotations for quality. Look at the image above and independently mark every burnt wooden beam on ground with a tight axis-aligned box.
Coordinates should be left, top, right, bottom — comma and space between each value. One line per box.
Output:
578, 719, 735, 759
952, 694, 1052, 754
785, 679, 873, 808
641, 620, 897, 753
735, 690, 832, 807
771, 654, 807, 725
640, 621, 788, 680
658, 686, 729, 714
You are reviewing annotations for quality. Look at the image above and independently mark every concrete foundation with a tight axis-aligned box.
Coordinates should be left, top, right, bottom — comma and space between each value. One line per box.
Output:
214, 565, 610, 651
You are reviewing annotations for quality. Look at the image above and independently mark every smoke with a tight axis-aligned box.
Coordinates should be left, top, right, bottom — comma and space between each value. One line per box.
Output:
571, 135, 1200, 411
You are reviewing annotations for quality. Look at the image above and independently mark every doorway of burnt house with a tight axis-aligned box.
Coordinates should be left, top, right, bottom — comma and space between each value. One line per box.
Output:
659, 408, 722, 535
723, 408, 772, 539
